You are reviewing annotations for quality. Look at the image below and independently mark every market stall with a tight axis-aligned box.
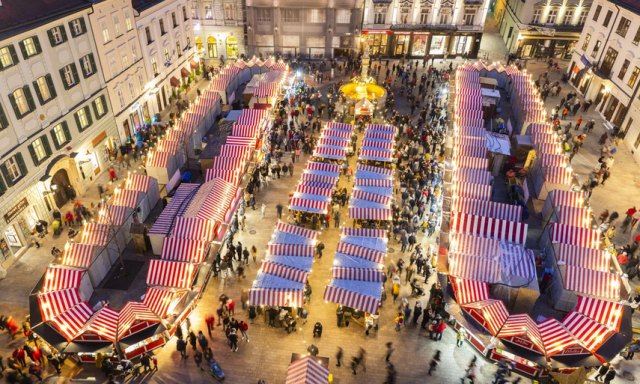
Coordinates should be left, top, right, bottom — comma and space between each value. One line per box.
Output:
145, 150, 179, 185
148, 183, 200, 255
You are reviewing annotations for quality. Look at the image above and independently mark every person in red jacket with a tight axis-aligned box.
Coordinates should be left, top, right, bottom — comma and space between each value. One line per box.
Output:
228, 299, 235, 316
238, 321, 250, 342
436, 320, 447, 341
205, 314, 215, 338
13, 348, 26, 367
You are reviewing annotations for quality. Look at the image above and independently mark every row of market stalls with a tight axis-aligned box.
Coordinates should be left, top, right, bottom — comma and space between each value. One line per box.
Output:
210, 57, 288, 105
30, 174, 166, 362
357, 124, 398, 166
441, 63, 632, 379
311, 122, 356, 163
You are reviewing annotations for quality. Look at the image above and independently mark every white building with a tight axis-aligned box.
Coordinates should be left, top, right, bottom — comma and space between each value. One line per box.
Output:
133, 0, 196, 119
361, 0, 489, 59
568, 0, 640, 132
0, 0, 118, 266
88, 0, 149, 144
494, 0, 589, 60
191, 0, 246, 64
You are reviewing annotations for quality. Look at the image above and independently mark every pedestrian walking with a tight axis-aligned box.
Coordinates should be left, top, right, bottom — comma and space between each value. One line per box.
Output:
261, 203, 266, 218
457, 328, 465, 347
604, 368, 616, 384
392, 282, 400, 303
197, 330, 209, 350
194, 350, 204, 370
336, 347, 343, 367
595, 365, 610, 381
276, 203, 283, 219
461, 361, 479, 384
385, 342, 395, 362
176, 338, 188, 359
228, 329, 239, 352
151, 355, 158, 371
141, 352, 151, 372
428, 350, 441, 375
239, 321, 250, 342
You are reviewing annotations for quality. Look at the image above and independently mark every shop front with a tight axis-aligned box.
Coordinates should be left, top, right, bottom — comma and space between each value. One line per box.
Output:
362, 30, 481, 59
1, 198, 40, 259
516, 36, 578, 60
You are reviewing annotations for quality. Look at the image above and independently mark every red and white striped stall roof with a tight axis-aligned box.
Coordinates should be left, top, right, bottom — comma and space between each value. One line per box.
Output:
336, 242, 385, 264
576, 295, 623, 332
267, 244, 315, 257
289, 197, 330, 213
359, 149, 394, 161
449, 234, 498, 257
191, 103, 209, 118
340, 227, 387, 238
253, 82, 280, 97
452, 169, 492, 185
295, 184, 333, 197
183, 112, 201, 126
452, 181, 492, 201
300, 173, 337, 185
565, 265, 621, 300
38, 289, 81, 321
456, 135, 487, 148
545, 165, 573, 185
146, 150, 171, 168
351, 190, 391, 205
551, 223, 599, 249
112, 189, 141, 209
332, 267, 383, 282
453, 156, 490, 170
263, 57, 274, 68
219, 145, 253, 161
149, 183, 199, 236
157, 140, 179, 156
453, 197, 522, 222
275, 222, 319, 240
562, 311, 613, 352
240, 108, 270, 119
524, 109, 546, 123
453, 146, 488, 159
165, 129, 187, 143
196, 179, 238, 222
249, 287, 304, 307
451, 213, 528, 245
455, 126, 486, 138
272, 62, 287, 71
201, 90, 220, 104
354, 178, 393, 187
226, 136, 257, 147
362, 139, 394, 150
323, 285, 379, 314
232, 124, 260, 138
557, 206, 592, 228
366, 124, 397, 133
348, 207, 393, 221
533, 132, 557, 145
460, 299, 509, 335
456, 109, 484, 119
541, 153, 568, 167
117, 301, 161, 340
211, 156, 245, 170
62, 243, 95, 268
236, 116, 265, 126
457, 88, 482, 96
286, 356, 330, 384
143, 287, 188, 318
317, 138, 350, 148
528, 123, 553, 135
556, 243, 609, 272
51, 302, 93, 341
77, 306, 119, 342
260, 261, 309, 283
125, 174, 152, 193
209, 77, 229, 91
538, 317, 581, 357
305, 161, 341, 173
161, 238, 208, 264
146, 260, 197, 289
312, 146, 347, 160
363, 131, 395, 141
42, 265, 85, 293
536, 143, 562, 156
499, 243, 536, 280
325, 122, 354, 131
497, 314, 545, 354
551, 190, 585, 209
356, 164, 394, 177
205, 168, 241, 185
449, 253, 501, 283
321, 129, 352, 139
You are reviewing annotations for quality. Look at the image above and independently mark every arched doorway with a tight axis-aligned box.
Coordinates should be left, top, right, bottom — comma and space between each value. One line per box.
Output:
208, 36, 217, 58
226, 37, 238, 58
195, 36, 203, 53
51, 169, 72, 208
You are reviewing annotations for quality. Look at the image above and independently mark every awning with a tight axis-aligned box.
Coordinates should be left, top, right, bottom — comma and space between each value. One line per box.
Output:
170, 76, 180, 87
190, 60, 199, 69
181, 67, 190, 77
286, 356, 329, 384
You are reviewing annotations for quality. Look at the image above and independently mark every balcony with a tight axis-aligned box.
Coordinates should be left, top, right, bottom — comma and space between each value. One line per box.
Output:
363, 23, 391, 30
527, 23, 584, 33
391, 22, 457, 31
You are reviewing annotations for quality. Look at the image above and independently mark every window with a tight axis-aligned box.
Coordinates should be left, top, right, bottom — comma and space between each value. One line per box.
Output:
131, 42, 138, 61
101, 22, 110, 43
172, 12, 178, 27
257, 8, 271, 21
159, 19, 166, 35
282, 9, 300, 23
93, 95, 107, 119
125, 11, 133, 31
60, 63, 79, 89
30, 137, 49, 164
51, 122, 71, 149
336, 9, 351, 24
420, 8, 430, 24
591, 39, 601, 58
532, 9, 542, 24
117, 90, 125, 108
0, 102, 8, 130
593, 5, 602, 21
138, 74, 145, 92
109, 55, 118, 77
619, 59, 630, 80
128, 82, 135, 100
204, 3, 213, 19
145, 26, 152, 44
579, 10, 588, 25
374, 7, 387, 24
121, 49, 129, 68
0, 45, 18, 69
399, 8, 410, 24
224, 4, 234, 20
19, 36, 41, 58
191, 3, 199, 19
616, 17, 631, 37
629, 67, 640, 88
463, 7, 476, 25
600, 47, 618, 77
3, 156, 24, 183
308, 9, 325, 23
48, 26, 67, 46
11, 87, 34, 117
80, 54, 96, 78
33, 75, 56, 104
546, 10, 557, 24
151, 57, 158, 76
440, 13, 449, 25
164, 47, 169, 62
208, 37, 217, 58
582, 33, 591, 51
563, 10, 573, 25
633, 27, 640, 46
70, 18, 86, 37
176, 41, 181, 56
186, 32, 191, 47
183, 6, 188, 21
603, 10, 613, 27
114, 15, 122, 37
74, 106, 92, 132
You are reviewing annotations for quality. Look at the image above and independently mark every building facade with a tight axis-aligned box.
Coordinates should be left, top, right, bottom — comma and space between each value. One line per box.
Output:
88, 0, 149, 144
361, 0, 489, 59
133, 0, 196, 123
191, 0, 247, 64
0, 0, 118, 267
494, 0, 589, 60
246, 0, 363, 59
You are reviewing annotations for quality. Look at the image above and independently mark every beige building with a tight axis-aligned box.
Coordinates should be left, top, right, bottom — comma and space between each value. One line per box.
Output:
191, 0, 246, 64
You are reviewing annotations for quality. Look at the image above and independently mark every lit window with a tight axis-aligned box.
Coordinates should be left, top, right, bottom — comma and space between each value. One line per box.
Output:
628, 67, 640, 88
128, 82, 135, 99
36, 77, 51, 102
205, 3, 213, 20
81, 54, 94, 77
71, 19, 84, 36
53, 123, 67, 146
121, 49, 129, 68
114, 15, 122, 37
32, 139, 47, 162
151, 57, 158, 75
336, 9, 351, 24
109, 55, 118, 77
117, 90, 125, 108
51, 27, 64, 45
94, 96, 106, 116
176, 41, 181, 56
131, 42, 138, 61
0, 46, 14, 68
165, 48, 170, 62
76, 107, 90, 128
22, 37, 38, 56
191, 3, 200, 20
13, 88, 30, 115
5, 158, 21, 181
101, 22, 110, 43
224, 4, 235, 20
125, 11, 133, 31
138, 74, 145, 92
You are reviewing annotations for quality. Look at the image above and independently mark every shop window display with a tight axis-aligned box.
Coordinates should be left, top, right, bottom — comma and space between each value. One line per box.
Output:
412, 35, 428, 56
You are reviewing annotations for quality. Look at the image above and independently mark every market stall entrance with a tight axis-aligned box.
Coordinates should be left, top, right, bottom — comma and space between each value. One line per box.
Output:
51, 169, 72, 209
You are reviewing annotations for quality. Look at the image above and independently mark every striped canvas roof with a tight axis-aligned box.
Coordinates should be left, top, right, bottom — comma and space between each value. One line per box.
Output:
148, 183, 199, 236
340, 227, 387, 238
38, 288, 81, 321
562, 311, 612, 352
111, 189, 141, 209
147, 260, 198, 289
117, 301, 161, 340
80, 223, 111, 246
161, 238, 209, 263
157, 140, 179, 156
286, 356, 330, 384
450, 276, 489, 304
497, 314, 545, 354
146, 150, 171, 168
461, 299, 509, 335
125, 174, 152, 193
76, 306, 119, 342
450, 213, 528, 245
51, 302, 93, 341
143, 287, 188, 318
62, 243, 95, 268
556, 243, 609, 272
575, 295, 623, 332
336, 242, 385, 264
538, 317, 580, 357
259, 261, 309, 283
449, 252, 501, 283
42, 265, 85, 293
249, 287, 304, 307
564, 265, 621, 300
165, 129, 187, 143
323, 285, 379, 315
275, 222, 319, 240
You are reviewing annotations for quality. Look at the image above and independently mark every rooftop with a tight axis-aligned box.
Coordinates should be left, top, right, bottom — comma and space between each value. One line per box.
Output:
0, 0, 90, 40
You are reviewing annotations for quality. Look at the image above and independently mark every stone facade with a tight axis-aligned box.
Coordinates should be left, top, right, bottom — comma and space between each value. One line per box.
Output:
191, 0, 247, 64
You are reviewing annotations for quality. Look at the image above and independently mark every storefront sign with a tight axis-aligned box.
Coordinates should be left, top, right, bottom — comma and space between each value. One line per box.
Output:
414, 32, 431, 35
4, 198, 29, 224
92, 131, 107, 148
394, 32, 411, 35
363, 30, 390, 34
